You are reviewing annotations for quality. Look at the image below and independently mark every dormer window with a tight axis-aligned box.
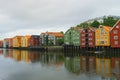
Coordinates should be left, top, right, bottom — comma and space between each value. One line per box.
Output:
113, 30, 118, 34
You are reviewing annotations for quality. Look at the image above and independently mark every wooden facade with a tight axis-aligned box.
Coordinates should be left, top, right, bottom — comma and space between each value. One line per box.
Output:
28, 35, 41, 47
80, 27, 95, 48
95, 26, 112, 46
21, 35, 31, 47
3, 38, 9, 48
8, 38, 13, 48
111, 20, 120, 48
0, 40, 3, 47
13, 36, 23, 48
40, 32, 64, 46
64, 27, 81, 46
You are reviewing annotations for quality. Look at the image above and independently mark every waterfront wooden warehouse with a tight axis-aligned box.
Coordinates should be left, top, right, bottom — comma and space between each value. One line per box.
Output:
64, 27, 82, 46
80, 27, 96, 48
13, 36, 23, 48
21, 35, 31, 48
40, 32, 64, 46
95, 25, 112, 49
3, 38, 9, 48
111, 20, 120, 48
28, 35, 41, 47
0, 40, 3, 48
8, 38, 13, 48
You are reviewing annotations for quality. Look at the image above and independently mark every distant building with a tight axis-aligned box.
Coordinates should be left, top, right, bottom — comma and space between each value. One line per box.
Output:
3, 38, 10, 48
13, 36, 23, 48
21, 35, 31, 47
0, 40, 3, 48
28, 35, 41, 47
110, 20, 120, 48
8, 38, 13, 48
40, 32, 64, 46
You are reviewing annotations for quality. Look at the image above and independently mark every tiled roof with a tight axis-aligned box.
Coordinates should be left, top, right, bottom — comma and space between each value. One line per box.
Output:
54, 33, 63, 37
41, 32, 64, 37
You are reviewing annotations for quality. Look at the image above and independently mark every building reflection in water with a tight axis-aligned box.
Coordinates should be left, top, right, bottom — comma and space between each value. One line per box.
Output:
96, 57, 111, 79
111, 56, 120, 79
3, 49, 9, 57
13, 50, 21, 61
40, 52, 64, 67
64, 56, 81, 74
0, 49, 120, 80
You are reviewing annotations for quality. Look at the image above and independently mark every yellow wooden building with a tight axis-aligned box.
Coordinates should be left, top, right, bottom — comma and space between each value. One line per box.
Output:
21, 35, 31, 47
13, 36, 23, 47
95, 25, 112, 46
96, 58, 111, 78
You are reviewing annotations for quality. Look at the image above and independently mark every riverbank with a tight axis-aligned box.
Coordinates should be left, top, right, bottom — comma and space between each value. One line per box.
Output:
1, 46, 64, 52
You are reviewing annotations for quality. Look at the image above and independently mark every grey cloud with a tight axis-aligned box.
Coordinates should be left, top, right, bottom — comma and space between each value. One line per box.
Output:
0, 0, 119, 39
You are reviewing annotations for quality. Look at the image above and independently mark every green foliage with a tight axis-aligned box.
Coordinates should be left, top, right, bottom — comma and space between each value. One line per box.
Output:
48, 40, 53, 46
58, 38, 64, 45
90, 20, 100, 28
60, 31, 64, 34
102, 16, 118, 27
77, 22, 89, 28
76, 16, 119, 28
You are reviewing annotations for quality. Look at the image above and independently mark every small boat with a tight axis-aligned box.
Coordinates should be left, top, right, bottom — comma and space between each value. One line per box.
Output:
94, 51, 104, 54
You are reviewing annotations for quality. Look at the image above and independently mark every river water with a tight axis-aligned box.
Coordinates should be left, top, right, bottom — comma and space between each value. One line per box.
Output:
0, 49, 119, 80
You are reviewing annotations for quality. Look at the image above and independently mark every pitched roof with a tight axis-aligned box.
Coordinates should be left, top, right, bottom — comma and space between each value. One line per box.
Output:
53, 33, 63, 37
111, 19, 120, 30
103, 26, 112, 31
41, 32, 64, 37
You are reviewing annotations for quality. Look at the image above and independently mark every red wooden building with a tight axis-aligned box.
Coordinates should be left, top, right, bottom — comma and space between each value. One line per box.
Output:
111, 20, 120, 48
28, 35, 41, 47
80, 27, 95, 48
0, 40, 3, 47
8, 38, 13, 48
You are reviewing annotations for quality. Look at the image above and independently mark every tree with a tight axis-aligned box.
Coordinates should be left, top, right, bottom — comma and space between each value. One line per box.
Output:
60, 31, 64, 34
58, 38, 64, 45
90, 20, 100, 28
77, 22, 89, 28
102, 16, 118, 27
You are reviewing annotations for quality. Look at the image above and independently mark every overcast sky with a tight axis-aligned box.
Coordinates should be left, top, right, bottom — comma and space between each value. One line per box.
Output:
0, 0, 120, 39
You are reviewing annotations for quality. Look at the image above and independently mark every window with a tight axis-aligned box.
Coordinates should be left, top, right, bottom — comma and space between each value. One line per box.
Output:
88, 30, 91, 32
116, 25, 119, 28
104, 32, 107, 34
89, 43, 93, 45
89, 33, 92, 36
115, 41, 118, 45
105, 37, 107, 39
82, 39, 85, 41
82, 34, 85, 36
82, 43, 85, 45
113, 30, 118, 34
100, 41, 104, 44
100, 28, 104, 35
114, 36, 118, 40
89, 38, 92, 40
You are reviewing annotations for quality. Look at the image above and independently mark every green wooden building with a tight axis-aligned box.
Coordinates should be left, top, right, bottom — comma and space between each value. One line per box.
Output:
64, 27, 82, 46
